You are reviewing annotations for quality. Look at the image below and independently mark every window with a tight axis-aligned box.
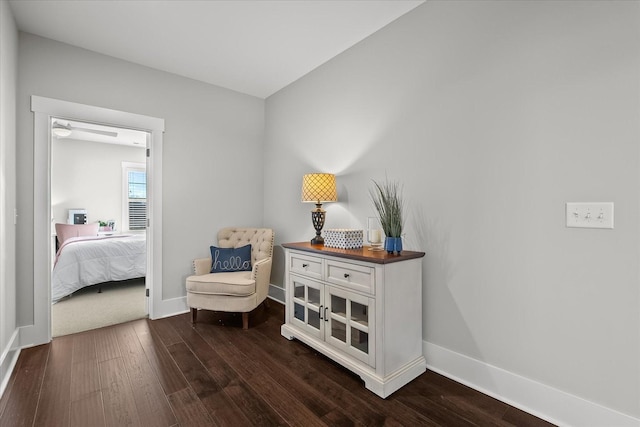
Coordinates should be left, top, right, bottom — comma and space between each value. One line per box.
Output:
122, 162, 146, 231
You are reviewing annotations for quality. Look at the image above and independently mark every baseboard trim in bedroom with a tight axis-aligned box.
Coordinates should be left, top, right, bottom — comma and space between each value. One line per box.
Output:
424, 341, 639, 427
0, 329, 20, 399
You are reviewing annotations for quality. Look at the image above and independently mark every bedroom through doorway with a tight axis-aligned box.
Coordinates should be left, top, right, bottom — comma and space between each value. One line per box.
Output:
30, 95, 164, 348
50, 118, 150, 337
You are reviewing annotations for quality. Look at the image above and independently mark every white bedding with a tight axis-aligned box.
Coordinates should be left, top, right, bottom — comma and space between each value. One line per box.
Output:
52, 234, 146, 303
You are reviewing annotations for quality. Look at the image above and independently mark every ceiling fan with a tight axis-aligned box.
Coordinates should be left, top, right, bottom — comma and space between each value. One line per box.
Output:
51, 121, 118, 138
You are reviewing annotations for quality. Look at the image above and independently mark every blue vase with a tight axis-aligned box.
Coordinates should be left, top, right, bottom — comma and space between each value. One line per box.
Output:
394, 237, 403, 255
385, 237, 395, 254
385, 237, 402, 255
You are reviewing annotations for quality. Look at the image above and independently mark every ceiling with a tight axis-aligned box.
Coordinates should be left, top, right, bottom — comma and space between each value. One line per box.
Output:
9, 0, 424, 99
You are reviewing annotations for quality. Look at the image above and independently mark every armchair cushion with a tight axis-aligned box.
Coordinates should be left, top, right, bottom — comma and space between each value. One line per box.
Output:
186, 271, 255, 297
210, 244, 252, 273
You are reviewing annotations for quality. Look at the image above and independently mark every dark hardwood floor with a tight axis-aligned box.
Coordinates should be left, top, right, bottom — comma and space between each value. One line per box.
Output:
0, 302, 555, 427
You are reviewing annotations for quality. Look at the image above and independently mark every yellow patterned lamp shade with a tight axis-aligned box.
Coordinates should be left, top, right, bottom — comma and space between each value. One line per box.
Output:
301, 173, 337, 245
301, 173, 337, 203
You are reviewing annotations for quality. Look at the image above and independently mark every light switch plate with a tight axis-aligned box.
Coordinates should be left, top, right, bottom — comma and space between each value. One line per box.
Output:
566, 202, 614, 229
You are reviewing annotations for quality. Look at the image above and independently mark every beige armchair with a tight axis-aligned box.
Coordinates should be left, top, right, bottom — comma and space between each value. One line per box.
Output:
186, 227, 274, 329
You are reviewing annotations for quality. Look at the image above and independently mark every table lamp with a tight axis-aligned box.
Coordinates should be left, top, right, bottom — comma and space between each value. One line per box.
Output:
301, 173, 337, 245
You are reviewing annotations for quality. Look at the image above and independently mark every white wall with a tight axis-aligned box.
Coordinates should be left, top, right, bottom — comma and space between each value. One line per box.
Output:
0, 0, 19, 393
17, 33, 265, 324
265, 0, 639, 422
51, 138, 146, 230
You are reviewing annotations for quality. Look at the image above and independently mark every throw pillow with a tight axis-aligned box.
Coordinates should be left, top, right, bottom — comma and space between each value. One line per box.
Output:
210, 244, 252, 273
55, 223, 99, 246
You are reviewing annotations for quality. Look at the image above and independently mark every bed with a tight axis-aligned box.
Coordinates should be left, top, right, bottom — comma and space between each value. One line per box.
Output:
52, 234, 146, 303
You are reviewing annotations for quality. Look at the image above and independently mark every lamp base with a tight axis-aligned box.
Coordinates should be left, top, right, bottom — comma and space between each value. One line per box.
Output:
310, 203, 326, 245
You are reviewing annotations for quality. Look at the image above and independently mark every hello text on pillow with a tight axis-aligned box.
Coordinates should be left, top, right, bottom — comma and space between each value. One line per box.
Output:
210, 244, 252, 273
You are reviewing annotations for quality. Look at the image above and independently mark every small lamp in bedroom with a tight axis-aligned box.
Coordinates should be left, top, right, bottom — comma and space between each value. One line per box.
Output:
301, 173, 337, 245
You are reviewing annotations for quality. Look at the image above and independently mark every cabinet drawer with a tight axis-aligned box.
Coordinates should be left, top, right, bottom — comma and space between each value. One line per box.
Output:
325, 260, 374, 295
289, 252, 322, 279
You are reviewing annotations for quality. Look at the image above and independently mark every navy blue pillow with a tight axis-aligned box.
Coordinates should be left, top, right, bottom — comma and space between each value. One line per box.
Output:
210, 244, 252, 273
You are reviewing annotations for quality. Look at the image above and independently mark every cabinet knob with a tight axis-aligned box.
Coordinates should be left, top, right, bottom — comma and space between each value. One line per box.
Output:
344, 273, 350, 279
302, 263, 309, 268
324, 307, 329, 322
319, 305, 323, 319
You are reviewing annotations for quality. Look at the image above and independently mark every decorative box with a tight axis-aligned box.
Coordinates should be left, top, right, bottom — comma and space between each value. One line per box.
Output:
324, 229, 363, 249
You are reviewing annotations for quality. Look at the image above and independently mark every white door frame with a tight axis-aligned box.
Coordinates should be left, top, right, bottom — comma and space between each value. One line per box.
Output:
27, 96, 164, 345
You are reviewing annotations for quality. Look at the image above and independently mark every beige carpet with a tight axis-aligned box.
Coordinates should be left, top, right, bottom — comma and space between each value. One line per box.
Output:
52, 279, 147, 337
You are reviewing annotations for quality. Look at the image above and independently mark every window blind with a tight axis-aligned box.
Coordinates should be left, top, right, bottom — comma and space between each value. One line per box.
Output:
129, 201, 147, 230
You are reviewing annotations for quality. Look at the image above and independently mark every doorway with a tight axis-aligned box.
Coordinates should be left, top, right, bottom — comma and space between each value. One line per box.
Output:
50, 118, 149, 336
27, 96, 164, 346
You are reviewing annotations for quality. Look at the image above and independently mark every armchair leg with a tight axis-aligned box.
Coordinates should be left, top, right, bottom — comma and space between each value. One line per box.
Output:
264, 298, 270, 309
242, 312, 249, 330
191, 308, 197, 324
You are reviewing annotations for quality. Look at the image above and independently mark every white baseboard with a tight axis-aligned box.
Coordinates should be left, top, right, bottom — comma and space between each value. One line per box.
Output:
18, 323, 50, 349
153, 296, 189, 319
268, 283, 285, 304
267, 295, 284, 305
424, 341, 639, 427
0, 329, 21, 399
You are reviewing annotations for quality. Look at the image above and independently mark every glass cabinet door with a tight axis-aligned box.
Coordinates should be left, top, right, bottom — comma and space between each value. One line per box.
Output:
289, 275, 324, 339
324, 285, 375, 367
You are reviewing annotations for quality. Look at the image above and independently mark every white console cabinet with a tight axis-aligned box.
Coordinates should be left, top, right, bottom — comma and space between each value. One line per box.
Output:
281, 242, 426, 398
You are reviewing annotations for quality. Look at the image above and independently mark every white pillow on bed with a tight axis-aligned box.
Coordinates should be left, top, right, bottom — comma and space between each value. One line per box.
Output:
55, 223, 99, 246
